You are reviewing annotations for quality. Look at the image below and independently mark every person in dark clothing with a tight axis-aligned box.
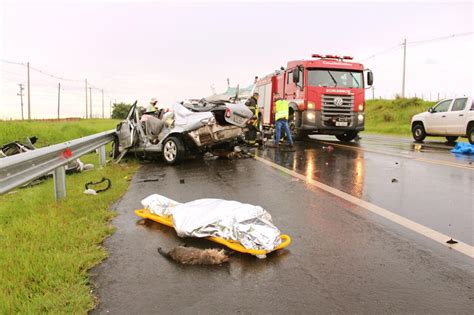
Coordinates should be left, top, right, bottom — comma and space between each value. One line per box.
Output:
244, 92, 260, 146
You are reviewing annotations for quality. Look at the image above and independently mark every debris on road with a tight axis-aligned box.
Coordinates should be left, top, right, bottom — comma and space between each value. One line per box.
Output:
446, 238, 458, 245
139, 194, 291, 254
451, 142, 474, 155
157, 246, 229, 265
179, 178, 185, 184
83, 177, 112, 194
391, 178, 398, 183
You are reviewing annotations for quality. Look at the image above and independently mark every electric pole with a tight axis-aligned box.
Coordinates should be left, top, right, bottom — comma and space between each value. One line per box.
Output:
27, 62, 31, 119
402, 38, 407, 98
57, 82, 61, 120
101, 89, 104, 119
109, 99, 112, 118
89, 87, 92, 118
17, 84, 25, 120
372, 86, 375, 100
85, 79, 88, 119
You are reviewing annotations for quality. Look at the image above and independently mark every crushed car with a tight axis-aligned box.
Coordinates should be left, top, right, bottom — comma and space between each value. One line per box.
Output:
113, 101, 253, 164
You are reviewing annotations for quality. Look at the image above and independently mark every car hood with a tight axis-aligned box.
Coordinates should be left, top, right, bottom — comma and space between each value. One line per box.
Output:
411, 111, 430, 122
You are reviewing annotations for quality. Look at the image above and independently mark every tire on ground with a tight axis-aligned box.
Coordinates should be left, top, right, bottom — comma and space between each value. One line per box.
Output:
468, 125, 474, 145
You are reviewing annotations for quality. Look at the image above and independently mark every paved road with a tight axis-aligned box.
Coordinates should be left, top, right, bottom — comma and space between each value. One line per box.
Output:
91, 135, 473, 314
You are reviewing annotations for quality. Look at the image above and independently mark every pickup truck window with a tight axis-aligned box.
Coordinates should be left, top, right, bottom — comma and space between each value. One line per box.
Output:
451, 98, 467, 111
433, 99, 452, 113
471, 101, 474, 111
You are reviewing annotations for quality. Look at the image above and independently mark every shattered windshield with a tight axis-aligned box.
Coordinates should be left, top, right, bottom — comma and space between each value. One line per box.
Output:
308, 69, 363, 88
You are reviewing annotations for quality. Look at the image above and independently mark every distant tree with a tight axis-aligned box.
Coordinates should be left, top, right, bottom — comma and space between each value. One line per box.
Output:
111, 103, 132, 119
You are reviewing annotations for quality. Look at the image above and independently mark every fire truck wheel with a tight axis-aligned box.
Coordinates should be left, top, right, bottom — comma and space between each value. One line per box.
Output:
335, 131, 358, 142
162, 136, 185, 165
412, 124, 426, 143
292, 129, 309, 141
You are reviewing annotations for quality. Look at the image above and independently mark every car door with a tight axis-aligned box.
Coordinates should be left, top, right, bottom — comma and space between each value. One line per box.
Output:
425, 99, 452, 134
444, 98, 468, 135
117, 102, 138, 149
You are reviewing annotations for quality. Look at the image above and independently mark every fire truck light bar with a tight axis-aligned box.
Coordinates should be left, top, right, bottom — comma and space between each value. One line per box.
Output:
343, 56, 353, 60
312, 54, 322, 58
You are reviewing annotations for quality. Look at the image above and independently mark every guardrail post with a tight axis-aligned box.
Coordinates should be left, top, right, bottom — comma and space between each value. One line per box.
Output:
98, 145, 106, 166
53, 166, 67, 200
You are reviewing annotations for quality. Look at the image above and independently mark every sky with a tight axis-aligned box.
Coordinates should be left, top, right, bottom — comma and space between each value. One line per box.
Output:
0, 0, 472, 119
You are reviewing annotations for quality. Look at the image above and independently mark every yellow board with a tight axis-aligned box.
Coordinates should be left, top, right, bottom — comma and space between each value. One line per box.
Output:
134, 209, 291, 256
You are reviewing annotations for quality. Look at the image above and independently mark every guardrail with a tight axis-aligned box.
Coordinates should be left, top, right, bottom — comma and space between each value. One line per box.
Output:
0, 130, 115, 200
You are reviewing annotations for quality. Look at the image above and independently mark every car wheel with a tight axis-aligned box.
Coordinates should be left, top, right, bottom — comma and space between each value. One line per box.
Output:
468, 127, 474, 145
335, 131, 358, 142
445, 136, 458, 143
111, 137, 120, 159
162, 136, 185, 165
412, 124, 426, 142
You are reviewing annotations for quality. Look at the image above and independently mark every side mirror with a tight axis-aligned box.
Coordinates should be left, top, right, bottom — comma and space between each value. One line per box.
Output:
292, 68, 300, 83
428, 107, 434, 113
367, 70, 373, 87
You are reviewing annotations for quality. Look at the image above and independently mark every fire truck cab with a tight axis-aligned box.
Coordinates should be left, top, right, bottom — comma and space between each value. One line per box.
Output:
254, 54, 373, 142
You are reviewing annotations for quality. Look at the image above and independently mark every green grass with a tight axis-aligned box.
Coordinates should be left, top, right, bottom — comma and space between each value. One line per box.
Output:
0, 119, 120, 147
364, 97, 435, 136
0, 119, 139, 313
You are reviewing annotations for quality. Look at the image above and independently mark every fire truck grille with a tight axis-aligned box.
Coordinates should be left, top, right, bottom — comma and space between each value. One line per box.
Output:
321, 94, 354, 121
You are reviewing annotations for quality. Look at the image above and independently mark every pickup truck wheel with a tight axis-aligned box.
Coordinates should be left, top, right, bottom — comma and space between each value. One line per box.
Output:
412, 124, 426, 142
468, 127, 474, 145
445, 136, 458, 143
162, 136, 185, 165
335, 131, 358, 142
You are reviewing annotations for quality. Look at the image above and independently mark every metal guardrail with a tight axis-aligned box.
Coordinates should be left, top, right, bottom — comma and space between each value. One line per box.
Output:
0, 130, 115, 200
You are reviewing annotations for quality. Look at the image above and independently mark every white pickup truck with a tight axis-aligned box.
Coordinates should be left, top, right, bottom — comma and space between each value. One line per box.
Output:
411, 97, 474, 144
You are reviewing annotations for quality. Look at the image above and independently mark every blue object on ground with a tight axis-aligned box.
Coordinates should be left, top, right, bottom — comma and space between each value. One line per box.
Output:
451, 142, 474, 155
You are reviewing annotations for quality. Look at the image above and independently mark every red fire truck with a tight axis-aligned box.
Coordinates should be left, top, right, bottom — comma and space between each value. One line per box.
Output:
253, 54, 373, 142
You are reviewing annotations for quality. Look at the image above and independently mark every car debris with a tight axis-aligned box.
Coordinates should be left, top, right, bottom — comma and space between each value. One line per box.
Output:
113, 100, 253, 165
391, 178, 398, 183
83, 177, 112, 195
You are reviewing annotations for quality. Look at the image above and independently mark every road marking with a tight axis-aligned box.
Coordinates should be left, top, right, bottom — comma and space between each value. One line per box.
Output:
254, 155, 474, 259
315, 140, 473, 170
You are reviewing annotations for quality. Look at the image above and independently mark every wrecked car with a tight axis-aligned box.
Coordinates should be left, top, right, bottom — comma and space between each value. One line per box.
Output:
113, 101, 253, 164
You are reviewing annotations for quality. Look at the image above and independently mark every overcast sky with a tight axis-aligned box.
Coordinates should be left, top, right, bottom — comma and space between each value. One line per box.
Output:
0, 0, 472, 119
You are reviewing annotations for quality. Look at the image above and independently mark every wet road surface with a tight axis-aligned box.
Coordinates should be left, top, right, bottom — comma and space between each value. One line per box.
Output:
92, 135, 474, 314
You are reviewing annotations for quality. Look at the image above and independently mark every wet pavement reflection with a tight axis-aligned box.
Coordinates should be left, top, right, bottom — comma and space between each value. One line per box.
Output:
257, 135, 474, 245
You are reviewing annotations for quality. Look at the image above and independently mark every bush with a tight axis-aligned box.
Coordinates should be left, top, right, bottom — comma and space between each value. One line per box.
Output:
111, 103, 132, 119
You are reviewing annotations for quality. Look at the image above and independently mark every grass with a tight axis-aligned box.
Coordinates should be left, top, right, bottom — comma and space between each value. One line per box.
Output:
364, 97, 436, 136
0, 119, 139, 313
0, 119, 120, 147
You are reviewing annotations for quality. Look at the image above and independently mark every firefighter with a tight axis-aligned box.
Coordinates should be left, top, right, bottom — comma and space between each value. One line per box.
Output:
244, 92, 259, 146
269, 92, 293, 148
147, 98, 158, 113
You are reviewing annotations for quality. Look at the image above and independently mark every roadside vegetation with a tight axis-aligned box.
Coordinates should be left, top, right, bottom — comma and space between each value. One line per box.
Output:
0, 119, 139, 313
364, 97, 435, 136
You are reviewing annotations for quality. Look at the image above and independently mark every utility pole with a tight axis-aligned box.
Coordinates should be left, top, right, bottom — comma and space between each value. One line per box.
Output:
17, 84, 25, 120
89, 87, 92, 118
101, 89, 104, 119
57, 82, 61, 120
109, 99, 112, 118
401, 38, 407, 98
372, 86, 375, 100
27, 62, 31, 119
85, 79, 88, 119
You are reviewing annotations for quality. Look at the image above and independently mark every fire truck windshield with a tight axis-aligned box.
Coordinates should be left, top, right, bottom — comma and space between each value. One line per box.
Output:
308, 69, 363, 88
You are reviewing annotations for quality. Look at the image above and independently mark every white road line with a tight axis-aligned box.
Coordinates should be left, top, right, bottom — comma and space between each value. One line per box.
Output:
255, 156, 474, 259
